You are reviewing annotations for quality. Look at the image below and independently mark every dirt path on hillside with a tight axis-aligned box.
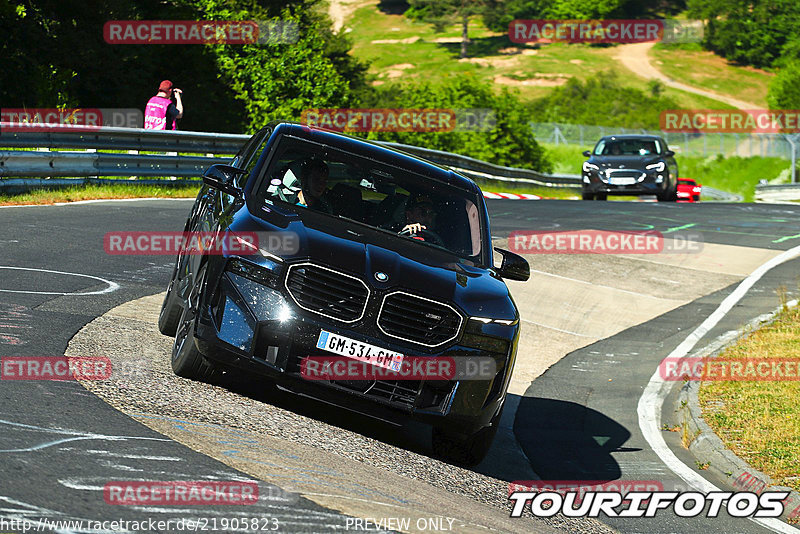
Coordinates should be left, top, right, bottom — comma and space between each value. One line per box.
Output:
615, 42, 758, 110
329, 0, 375, 32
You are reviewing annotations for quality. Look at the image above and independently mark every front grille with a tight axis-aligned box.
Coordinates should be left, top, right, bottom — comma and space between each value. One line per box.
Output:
378, 292, 463, 347
368, 380, 420, 406
606, 170, 643, 179
285, 263, 369, 323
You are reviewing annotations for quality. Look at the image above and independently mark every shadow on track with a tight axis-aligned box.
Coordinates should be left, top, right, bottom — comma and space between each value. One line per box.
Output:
514, 397, 632, 481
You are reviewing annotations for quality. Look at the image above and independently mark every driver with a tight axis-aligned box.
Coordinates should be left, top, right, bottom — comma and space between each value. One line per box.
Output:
297, 158, 333, 213
401, 194, 437, 236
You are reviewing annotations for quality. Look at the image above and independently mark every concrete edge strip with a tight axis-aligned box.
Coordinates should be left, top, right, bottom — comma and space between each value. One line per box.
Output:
673, 300, 800, 523
637, 244, 800, 534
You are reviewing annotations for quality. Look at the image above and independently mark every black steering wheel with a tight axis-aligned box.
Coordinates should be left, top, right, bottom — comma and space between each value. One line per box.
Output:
399, 226, 445, 247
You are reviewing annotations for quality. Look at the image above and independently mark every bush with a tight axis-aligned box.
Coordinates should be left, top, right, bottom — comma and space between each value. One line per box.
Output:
768, 62, 800, 110
358, 75, 552, 172
528, 72, 679, 129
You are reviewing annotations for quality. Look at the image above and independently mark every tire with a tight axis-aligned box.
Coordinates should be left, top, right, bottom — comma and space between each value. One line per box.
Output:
582, 192, 595, 200
158, 256, 184, 336
432, 403, 504, 466
595, 193, 607, 201
171, 265, 218, 381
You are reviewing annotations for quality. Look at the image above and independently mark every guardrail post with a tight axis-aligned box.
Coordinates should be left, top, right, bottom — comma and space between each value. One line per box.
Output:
785, 134, 799, 184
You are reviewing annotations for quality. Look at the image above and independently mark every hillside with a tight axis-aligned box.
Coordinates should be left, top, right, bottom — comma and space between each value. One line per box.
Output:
338, 1, 773, 112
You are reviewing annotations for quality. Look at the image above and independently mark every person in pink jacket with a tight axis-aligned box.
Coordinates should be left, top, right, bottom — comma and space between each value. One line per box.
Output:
144, 80, 183, 130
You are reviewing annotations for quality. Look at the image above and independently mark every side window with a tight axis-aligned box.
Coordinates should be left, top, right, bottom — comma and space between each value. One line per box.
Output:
237, 129, 273, 189
230, 133, 261, 169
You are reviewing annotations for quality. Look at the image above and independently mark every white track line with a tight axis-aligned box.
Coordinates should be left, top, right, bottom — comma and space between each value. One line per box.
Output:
528, 269, 674, 299
0, 266, 119, 295
520, 318, 596, 338
637, 244, 800, 534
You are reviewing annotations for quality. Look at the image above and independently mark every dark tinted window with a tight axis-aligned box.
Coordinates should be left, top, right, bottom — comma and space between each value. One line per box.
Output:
254, 136, 484, 263
594, 138, 662, 156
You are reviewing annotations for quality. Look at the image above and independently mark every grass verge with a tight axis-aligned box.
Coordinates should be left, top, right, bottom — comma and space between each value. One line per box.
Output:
0, 184, 200, 206
699, 301, 800, 492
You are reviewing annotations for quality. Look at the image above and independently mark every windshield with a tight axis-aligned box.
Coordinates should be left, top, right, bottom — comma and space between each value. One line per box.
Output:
594, 138, 662, 156
254, 136, 485, 262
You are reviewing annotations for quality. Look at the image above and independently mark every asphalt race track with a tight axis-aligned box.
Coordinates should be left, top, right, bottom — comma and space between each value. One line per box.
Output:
1, 198, 800, 534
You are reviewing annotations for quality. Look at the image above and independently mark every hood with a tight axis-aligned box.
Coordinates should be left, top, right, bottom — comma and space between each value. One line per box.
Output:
229, 207, 517, 319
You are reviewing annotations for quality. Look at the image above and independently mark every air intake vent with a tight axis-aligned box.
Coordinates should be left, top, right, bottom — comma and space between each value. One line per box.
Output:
285, 263, 369, 323
378, 292, 462, 347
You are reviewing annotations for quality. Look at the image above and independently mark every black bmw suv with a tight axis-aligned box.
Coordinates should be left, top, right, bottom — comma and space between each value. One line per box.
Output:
158, 122, 530, 465
581, 134, 679, 201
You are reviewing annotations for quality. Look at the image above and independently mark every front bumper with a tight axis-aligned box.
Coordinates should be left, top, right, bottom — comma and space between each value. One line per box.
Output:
582, 169, 668, 196
192, 257, 517, 435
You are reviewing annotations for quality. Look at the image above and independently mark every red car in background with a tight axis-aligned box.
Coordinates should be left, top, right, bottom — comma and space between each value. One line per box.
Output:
676, 178, 701, 203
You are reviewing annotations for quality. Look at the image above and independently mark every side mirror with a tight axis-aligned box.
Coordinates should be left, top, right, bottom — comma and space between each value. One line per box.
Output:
202, 164, 246, 196
582, 150, 591, 157
664, 150, 675, 157
494, 247, 530, 282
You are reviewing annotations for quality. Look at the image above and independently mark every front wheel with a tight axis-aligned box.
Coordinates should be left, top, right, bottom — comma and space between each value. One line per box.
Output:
432, 404, 504, 466
582, 192, 595, 201
158, 255, 184, 336
595, 193, 607, 201
171, 265, 218, 381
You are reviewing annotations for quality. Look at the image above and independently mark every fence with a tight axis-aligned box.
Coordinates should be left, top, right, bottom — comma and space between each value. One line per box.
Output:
531, 121, 794, 160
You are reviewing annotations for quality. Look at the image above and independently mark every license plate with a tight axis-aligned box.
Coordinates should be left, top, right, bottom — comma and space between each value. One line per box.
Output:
609, 177, 636, 185
316, 330, 404, 371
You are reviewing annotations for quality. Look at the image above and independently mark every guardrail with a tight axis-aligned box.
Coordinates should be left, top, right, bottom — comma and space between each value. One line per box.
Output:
0, 124, 245, 155
755, 183, 800, 203
0, 123, 579, 187
0, 150, 221, 178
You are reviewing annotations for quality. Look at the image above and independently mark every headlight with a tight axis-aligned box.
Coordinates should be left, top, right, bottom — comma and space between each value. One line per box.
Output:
646, 161, 666, 172
583, 161, 599, 173
471, 316, 518, 326
232, 234, 285, 263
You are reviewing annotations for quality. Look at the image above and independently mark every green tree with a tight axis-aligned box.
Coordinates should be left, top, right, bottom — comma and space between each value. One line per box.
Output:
768, 62, 800, 110
0, 0, 370, 133
406, 0, 486, 58
482, 0, 649, 33
687, 0, 800, 68
360, 75, 552, 172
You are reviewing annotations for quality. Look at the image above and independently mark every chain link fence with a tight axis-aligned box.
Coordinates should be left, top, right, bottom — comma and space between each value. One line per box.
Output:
531, 122, 794, 160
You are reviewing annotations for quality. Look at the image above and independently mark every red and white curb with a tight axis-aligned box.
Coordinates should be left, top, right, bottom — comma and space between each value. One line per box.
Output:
482, 192, 541, 200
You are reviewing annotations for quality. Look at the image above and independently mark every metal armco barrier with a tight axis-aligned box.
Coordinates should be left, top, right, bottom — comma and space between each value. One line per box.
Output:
0, 150, 222, 178
0, 123, 578, 186
755, 183, 800, 202
0, 124, 246, 154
